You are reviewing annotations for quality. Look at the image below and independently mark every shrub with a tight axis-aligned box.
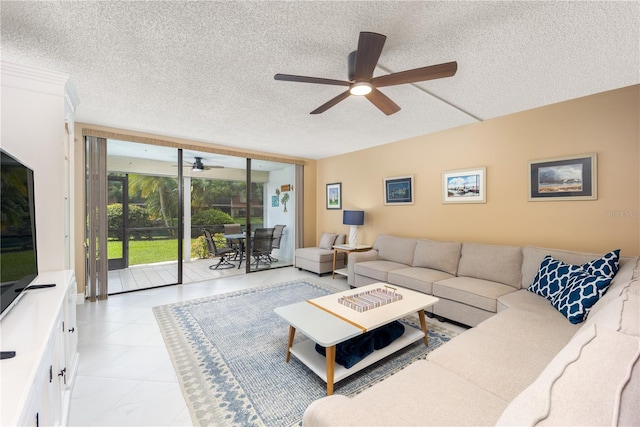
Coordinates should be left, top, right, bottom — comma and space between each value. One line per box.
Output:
107, 204, 153, 240
191, 233, 229, 259
192, 208, 235, 226
191, 235, 208, 259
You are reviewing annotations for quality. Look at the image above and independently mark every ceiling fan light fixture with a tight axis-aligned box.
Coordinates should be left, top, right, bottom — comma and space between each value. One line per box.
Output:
192, 157, 205, 172
349, 82, 373, 96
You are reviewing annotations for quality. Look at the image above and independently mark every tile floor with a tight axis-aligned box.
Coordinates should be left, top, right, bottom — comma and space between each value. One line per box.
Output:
69, 267, 348, 426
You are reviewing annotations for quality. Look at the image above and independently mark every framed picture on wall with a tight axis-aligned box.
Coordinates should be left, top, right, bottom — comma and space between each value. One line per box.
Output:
326, 182, 342, 209
528, 153, 597, 201
384, 175, 414, 205
442, 167, 486, 204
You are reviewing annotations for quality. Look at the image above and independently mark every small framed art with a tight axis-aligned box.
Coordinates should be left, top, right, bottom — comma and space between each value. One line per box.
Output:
528, 153, 597, 201
442, 167, 486, 204
384, 175, 414, 205
326, 182, 342, 209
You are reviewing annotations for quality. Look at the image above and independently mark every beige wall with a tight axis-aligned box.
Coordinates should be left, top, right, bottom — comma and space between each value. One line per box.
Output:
316, 85, 640, 256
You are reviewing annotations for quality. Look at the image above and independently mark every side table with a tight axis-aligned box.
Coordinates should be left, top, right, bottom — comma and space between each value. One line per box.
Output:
332, 244, 372, 279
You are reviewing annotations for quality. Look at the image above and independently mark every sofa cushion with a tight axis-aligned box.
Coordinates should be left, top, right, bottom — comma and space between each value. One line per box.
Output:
303, 360, 509, 427
295, 247, 344, 263
476, 305, 580, 356
498, 288, 560, 315
457, 243, 522, 288
590, 271, 638, 320
433, 276, 517, 313
496, 324, 640, 426
583, 291, 639, 336
354, 260, 407, 283
334, 233, 346, 245
412, 240, 461, 275
373, 234, 417, 266
318, 232, 338, 249
388, 267, 454, 295
428, 326, 559, 402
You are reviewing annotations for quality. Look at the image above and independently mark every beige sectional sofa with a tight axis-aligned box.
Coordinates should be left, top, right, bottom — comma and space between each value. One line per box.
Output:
348, 234, 623, 327
304, 234, 639, 426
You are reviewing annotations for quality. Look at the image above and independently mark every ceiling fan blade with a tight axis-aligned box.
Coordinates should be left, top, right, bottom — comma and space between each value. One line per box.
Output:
274, 73, 350, 87
365, 88, 401, 115
371, 61, 458, 87
354, 32, 386, 82
310, 90, 351, 114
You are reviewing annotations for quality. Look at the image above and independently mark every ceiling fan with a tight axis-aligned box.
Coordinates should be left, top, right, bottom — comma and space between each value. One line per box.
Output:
175, 157, 223, 172
274, 31, 457, 116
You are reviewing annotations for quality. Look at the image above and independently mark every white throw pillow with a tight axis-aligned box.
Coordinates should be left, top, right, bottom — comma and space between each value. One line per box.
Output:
318, 233, 338, 250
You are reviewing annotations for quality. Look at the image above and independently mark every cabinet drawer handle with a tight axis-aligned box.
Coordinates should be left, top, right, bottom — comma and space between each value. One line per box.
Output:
68, 327, 75, 333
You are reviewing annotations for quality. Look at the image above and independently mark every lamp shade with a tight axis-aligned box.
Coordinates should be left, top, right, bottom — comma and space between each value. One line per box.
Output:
343, 210, 364, 226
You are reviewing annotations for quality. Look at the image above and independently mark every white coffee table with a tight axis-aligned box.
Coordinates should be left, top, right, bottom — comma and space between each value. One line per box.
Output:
274, 283, 439, 395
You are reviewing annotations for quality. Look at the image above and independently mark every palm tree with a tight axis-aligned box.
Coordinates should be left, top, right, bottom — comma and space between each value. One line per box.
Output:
129, 174, 178, 235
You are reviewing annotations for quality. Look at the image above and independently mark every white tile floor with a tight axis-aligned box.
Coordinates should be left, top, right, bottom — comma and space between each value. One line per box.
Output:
107, 256, 294, 293
69, 267, 349, 427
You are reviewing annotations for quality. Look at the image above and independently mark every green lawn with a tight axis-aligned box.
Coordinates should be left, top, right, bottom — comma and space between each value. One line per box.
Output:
108, 238, 198, 266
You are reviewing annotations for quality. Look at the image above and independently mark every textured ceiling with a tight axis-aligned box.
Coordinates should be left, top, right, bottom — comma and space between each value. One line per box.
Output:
2, 1, 638, 160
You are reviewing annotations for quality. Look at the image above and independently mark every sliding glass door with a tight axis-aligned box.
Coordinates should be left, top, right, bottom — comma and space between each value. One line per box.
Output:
247, 159, 295, 272
105, 140, 180, 293
87, 136, 299, 297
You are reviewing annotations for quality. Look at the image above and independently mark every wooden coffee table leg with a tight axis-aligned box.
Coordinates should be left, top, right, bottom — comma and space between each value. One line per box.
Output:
325, 345, 336, 395
286, 326, 296, 363
418, 310, 429, 346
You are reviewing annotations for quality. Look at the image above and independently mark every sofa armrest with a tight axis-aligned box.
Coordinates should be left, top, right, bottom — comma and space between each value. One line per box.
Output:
347, 249, 379, 286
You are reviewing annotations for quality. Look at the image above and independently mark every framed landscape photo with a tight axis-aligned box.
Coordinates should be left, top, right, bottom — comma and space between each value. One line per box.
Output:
326, 182, 342, 209
384, 175, 414, 205
528, 153, 597, 201
442, 167, 486, 204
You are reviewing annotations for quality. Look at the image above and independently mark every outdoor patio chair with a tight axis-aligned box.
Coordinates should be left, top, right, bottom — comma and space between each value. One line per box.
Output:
202, 228, 236, 270
251, 227, 274, 269
223, 223, 243, 260
268, 224, 286, 262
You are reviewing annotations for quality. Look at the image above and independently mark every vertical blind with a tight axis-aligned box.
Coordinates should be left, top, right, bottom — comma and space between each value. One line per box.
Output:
85, 135, 108, 301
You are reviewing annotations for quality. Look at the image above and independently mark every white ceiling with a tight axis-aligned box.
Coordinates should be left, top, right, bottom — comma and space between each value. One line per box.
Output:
2, 1, 638, 160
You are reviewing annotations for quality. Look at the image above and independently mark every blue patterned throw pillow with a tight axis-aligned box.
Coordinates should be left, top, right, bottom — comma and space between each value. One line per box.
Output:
550, 250, 620, 324
582, 249, 621, 278
528, 256, 582, 301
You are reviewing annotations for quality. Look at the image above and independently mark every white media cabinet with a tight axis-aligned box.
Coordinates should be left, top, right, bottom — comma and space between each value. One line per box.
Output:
0, 270, 79, 426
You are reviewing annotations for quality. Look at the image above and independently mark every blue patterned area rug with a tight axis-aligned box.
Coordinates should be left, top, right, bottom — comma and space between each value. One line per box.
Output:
153, 279, 457, 427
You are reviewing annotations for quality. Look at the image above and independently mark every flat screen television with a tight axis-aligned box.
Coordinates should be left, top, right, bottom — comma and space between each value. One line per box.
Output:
0, 149, 38, 320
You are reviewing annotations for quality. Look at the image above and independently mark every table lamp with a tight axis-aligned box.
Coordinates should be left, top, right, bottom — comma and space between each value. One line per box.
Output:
343, 210, 365, 247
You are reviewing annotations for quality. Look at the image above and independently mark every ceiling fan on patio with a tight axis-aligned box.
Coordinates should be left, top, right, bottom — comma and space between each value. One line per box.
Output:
274, 31, 458, 116
174, 157, 223, 172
